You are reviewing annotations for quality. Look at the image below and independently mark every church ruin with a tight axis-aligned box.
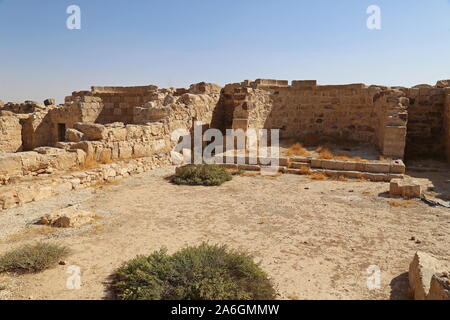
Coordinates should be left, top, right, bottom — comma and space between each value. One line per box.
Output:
1, 79, 450, 210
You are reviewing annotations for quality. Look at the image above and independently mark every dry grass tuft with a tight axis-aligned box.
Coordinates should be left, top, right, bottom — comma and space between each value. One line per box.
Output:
316, 148, 334, 160
316, 148, 366, 162
379, 156, 392, 162
91, 179, 122, 189
309, 172, 329, 180
298, 166, 312, 175
389, 200, 415, 208
238, 171, 261, 177
285, 143, 310, 157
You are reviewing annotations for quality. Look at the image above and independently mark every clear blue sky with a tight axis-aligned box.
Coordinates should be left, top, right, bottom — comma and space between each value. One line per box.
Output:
1, 0, 450, 103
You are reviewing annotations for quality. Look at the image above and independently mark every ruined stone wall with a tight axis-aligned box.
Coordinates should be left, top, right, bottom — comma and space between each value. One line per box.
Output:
0, 113, 23, 152
0, 148, 86, 185
445, 91, 450, 161
405, 87, 447, 160
223, 80, 397, 155
0, 101, 46, 114
133, 83, 222, 127
224, 81, 379, 142
66, 86, 158, 124
62, 122, 170, 165
373, 89, 408, 159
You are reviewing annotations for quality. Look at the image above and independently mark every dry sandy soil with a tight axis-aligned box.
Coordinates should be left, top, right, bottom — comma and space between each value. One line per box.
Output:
0, 166, 449, 300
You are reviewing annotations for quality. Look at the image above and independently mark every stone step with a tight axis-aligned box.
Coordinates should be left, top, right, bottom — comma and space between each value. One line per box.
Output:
289, 156, 311, 164
313, 169, 403, 182
286, 168, 310, 175
290, 162, 311, 170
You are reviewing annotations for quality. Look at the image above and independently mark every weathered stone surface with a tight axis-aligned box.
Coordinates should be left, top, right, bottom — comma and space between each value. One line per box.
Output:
0, 115, 22, 152
44, 98, 56, 106
436, 80, 450, 88
73, 123, 107, 140
427, 273, 450, 300
66, 128, 84, 142
409, 251, 446, 300
40, 207, 96, 228
390, 178, 423, 199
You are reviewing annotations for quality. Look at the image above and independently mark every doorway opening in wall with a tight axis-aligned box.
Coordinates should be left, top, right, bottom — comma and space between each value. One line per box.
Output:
57, 123, 66, 142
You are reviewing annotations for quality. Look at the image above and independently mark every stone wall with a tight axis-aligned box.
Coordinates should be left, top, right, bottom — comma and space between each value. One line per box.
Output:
221, 79, 409, 158
0, 154, 169, 210
445, 91, 450, 161
0, 101, 46, 114
67, 85, 167, 125
0, 113, 23, 152
61, 122, 171, 165
0, 148, 86, 185
404, 87, 447, 160
373, 89, 409, 159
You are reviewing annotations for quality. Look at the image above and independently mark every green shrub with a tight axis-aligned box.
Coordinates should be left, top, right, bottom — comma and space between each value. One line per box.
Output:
111, 243, 276, 300
0, 242, 70, 273
171, 164, 232, 186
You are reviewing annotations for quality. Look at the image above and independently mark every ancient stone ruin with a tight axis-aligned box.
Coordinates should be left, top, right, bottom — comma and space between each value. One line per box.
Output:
1, 79, 450, 211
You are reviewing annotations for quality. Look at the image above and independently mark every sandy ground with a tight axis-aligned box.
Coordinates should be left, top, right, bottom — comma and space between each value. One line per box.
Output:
0, 166, 449, 300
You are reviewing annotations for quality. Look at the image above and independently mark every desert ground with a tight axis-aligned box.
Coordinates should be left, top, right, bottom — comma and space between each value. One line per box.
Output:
0, 166, 449, 300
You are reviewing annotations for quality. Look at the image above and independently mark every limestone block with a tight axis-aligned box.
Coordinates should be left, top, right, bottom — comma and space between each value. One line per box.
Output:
0, 189, 18, 210
71, 141, 95, 158
44, 98, 56, 106
40, 207, 96, 228
0, 116, 22, 152
73, 122, 107, 141
310, 159, 322, 168
0, 153, 23, 176
390, 160, 406, 174
19, 152, 48, 172
126, 125, 144, 139
343, 162, 358, 171
390, 178, 422, 199
150, 139, 167, 153
426, 274, 450, 300
109, 127, 127, 141
436, 80, 450, 88
53, 182, 73, 195
48, 152, 79, 171
292, 80, 317, 88
16, 186, 35, 205
365, 162, 391, 173
118, 142, 133, 159
74, 149, 87, 166
66, 128, 84, 143
31, 186, 53, 202
362, 172, 391, 182
409, 251, 446, 300
321, 160, 345, 170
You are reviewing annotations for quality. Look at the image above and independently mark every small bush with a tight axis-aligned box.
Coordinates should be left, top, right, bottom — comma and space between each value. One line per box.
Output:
111, 243, 276, 300
0, 242, 70, 273
172, 164, 232, 186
